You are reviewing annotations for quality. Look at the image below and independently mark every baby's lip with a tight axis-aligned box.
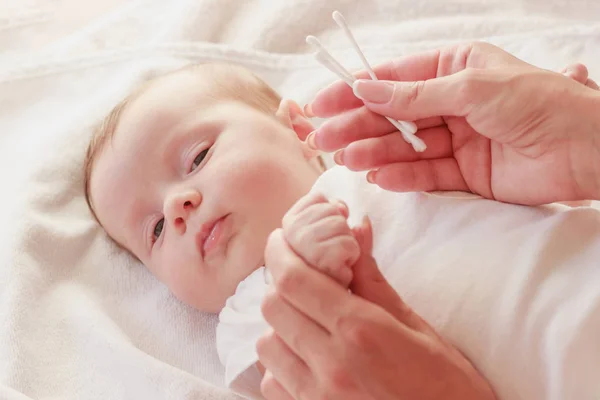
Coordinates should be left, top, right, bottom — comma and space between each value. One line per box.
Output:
196, 214, 229, 259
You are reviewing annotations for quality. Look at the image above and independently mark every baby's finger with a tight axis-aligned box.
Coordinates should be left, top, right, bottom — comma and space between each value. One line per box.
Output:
290, 203, 347, 234
326, 262, 353, 288
311, 236, 359, 284
283, 192, 328, 228
331, 200, 349, 219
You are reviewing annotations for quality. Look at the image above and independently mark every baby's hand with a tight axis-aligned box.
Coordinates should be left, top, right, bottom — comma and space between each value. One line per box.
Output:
282, 192, 360, 287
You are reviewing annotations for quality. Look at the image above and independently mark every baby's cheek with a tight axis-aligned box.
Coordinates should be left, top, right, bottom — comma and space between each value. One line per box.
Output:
227, 156, 307, 209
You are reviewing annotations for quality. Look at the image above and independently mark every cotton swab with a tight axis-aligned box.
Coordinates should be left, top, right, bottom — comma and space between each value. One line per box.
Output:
307, 36, 355, 85
332, 11, 421, 141
332, 11, 378, 81
307, 11, 426, 153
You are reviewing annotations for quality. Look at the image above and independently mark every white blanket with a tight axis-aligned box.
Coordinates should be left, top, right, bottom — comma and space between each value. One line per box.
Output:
1, 0, 599, 399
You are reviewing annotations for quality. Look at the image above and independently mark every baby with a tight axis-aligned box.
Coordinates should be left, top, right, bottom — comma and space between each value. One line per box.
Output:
84, 63, 364, 397
84, 63, 600, 400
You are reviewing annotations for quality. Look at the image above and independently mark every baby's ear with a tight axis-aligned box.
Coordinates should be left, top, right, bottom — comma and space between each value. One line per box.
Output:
276, 99, 315, 141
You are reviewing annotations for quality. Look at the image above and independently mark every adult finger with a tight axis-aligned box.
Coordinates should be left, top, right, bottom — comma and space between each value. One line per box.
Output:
368, 158, 469, 193
339, 125, 452, 171
352, 70, 482, 121
266, 231, 355, 333
308, 105, 443, 152
260, 371, 295, 400
586, 78, 599, 90
261, 289, 331, 364
308, 48, 444, 118
561, 63, 589, 84
257, 331, 313, 400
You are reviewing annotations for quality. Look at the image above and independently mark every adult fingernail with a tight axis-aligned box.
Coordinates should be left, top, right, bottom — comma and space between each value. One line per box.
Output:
562, 67, 574, 77
333, 149, 344, 165
353, 80, 395, 104
586, 78, 600, 90
366, 170, 377, 184
305, 130, 318, 149
303, 103, 315, 118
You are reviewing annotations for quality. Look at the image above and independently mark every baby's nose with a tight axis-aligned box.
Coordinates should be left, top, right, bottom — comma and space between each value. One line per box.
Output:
165, 191, 202, 233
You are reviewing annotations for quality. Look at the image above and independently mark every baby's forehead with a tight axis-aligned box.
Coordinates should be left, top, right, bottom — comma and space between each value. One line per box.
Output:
145, 65, 263, 103
136, 64, 280, 116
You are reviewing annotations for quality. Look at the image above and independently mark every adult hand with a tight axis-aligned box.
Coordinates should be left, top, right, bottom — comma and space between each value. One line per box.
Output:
306, 42, 600, 205
257, 219, 496, 400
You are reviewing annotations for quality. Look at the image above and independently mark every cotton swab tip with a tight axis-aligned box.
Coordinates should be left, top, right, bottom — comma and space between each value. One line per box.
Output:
399, 121, 418, 135
332, 10, 346, 26
306, 35, 320, 47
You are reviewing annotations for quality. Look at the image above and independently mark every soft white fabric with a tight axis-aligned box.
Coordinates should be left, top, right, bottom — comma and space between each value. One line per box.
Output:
1, 0, 600, 399
216, 166, 600, 400
217, 267, 271, 400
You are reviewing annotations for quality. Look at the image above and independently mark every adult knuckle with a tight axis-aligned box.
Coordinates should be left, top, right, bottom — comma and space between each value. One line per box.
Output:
260, 373, 278, 399
276, 264, 305, 294
265, 228, 283, 250
457, 69, 484, 99
255, 329, 275, 358
401, 80, 426, 108
264, 229, 284, 264
337, 314, 374, 350
323, 364, 356, 394
260, 291, 280, 321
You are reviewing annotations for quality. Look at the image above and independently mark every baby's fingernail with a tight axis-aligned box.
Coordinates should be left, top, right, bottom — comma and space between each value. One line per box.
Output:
352, 80, 395, 104
303, 103, 315, 118
333, 149, 345, 165
333, 200, 349, 218
366, 170, 377, 184
305, 130, 318, 149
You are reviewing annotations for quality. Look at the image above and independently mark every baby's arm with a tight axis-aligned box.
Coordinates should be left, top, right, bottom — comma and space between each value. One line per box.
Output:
281, 191, 360, 287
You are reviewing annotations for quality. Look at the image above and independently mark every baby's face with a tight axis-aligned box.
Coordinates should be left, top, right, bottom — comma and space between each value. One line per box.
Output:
90, 70, 320, 312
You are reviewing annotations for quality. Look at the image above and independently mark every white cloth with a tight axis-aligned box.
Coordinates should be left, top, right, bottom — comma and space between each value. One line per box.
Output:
217, 268, 271, 400
3, 0, 600, 399
217, 166, 600, 400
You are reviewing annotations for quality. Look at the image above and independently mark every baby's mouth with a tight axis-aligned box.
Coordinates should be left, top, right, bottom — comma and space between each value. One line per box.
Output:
197, 215, 229, 259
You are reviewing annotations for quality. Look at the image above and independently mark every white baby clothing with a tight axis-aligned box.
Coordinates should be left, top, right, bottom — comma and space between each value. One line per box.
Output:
217, 166, 600, 400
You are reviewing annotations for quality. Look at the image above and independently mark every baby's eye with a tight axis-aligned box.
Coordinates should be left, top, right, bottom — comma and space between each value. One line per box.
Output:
153, 218, 164, 241
191, 148, 209, 172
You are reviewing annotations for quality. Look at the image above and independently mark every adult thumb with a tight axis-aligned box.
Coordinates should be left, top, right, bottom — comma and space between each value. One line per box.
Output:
352, 71, 479, 121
